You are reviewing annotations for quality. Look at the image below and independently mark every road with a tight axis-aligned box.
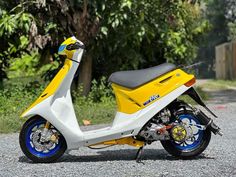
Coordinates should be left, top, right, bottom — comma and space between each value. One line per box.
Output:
1, 89, 236, 177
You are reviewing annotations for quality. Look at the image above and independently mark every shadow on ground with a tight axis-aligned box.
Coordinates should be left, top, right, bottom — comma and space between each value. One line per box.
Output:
18, 149, 215, 163
206, 89, 236, 104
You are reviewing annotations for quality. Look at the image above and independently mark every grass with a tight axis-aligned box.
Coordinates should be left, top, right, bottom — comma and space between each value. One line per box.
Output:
200, 79, 236, 90
0, 92, 35, 133
74, 100, 116, 125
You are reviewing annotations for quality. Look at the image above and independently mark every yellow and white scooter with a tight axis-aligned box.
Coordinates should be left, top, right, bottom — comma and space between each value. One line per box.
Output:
19, 37, 222, 163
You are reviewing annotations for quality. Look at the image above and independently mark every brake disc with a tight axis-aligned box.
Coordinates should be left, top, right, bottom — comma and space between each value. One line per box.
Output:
31, 129, 55, 152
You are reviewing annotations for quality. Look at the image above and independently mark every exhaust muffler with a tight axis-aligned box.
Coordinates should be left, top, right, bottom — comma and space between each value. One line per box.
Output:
195, 110, 223, 136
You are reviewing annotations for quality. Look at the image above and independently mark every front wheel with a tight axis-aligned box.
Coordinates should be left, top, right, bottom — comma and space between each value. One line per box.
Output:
19, 116, 67, 163
161, 111, 211, 159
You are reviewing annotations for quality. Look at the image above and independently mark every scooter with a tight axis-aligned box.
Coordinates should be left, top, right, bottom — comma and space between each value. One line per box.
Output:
19, 36, 222, 163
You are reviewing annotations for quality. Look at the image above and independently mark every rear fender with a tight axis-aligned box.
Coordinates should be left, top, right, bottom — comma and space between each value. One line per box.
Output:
184, 87, 217, 118
182, 87, 222, 136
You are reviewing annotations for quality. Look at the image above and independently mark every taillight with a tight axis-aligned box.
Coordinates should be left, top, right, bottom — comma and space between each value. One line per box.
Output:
184, 77, 196, 87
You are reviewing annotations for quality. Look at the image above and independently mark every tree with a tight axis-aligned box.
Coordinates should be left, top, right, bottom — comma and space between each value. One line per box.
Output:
195, 0, 236, 78
0, 4, 34, 85
225, 0, 236, 40
94, 1, 209, 77
0, 0, 208, 93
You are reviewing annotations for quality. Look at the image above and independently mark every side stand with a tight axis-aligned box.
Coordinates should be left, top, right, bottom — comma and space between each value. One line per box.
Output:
135, 146, 145, 164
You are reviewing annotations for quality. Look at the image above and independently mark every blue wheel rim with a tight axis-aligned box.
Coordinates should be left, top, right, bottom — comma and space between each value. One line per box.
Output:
171, 114, 204, 151
25, 119, 62, 158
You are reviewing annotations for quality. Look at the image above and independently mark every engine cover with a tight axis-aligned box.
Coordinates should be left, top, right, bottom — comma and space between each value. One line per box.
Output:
139, 123, 170, 141
170, 125, 187, 142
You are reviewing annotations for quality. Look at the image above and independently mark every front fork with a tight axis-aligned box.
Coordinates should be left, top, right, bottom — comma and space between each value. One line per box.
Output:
40, 121, 51, 142
40, 121, 58, 143
44, 121, 50, 129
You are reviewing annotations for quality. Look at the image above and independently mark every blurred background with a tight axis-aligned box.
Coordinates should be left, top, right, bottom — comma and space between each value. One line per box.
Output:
0, 0, 235, 133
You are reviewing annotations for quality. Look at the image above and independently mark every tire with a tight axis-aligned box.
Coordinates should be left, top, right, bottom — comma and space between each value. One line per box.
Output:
161, 110, 211, 159
19, 116, 67, 163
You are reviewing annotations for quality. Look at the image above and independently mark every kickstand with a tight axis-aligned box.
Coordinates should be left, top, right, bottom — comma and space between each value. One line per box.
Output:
135, 146, 145, 164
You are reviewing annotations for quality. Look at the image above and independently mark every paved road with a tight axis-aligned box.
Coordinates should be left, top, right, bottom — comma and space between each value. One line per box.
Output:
1, 90, 236, 177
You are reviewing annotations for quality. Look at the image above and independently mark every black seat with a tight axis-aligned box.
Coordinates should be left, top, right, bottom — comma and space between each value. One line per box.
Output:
108, 63, 176, 88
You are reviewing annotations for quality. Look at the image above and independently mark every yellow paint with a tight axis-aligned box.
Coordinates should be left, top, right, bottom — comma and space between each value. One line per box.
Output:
171, 126, 187, 141
20, 59, 72, 117
90, 137, 144, 148
58, 37, 77, 59
112, 69, 194, 114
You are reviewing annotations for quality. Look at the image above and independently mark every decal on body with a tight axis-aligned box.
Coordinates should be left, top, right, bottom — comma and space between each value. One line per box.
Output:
143, 95, 160, 106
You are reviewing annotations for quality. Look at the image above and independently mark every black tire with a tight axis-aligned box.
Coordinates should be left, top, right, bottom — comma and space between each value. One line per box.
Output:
19, 116, 67, 163
161, 110, 211, 159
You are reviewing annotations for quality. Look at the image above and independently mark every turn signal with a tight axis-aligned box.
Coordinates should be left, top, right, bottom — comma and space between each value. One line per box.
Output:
184, 77, 196, 87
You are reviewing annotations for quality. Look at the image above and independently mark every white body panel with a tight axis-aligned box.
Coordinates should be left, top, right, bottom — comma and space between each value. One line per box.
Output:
21, 37, 192, 150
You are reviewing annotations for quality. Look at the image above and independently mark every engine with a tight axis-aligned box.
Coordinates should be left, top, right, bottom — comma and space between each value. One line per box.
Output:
138, 109, 171, 141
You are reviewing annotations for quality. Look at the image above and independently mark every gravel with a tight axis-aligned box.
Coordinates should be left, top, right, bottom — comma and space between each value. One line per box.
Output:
1, 90, 236, 177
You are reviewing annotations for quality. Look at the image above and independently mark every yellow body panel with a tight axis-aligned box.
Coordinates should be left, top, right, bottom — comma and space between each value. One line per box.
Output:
112, 69, 194, 114
20, 59, 72, 117
90, 137, 144, 148
58, 37, 77, 59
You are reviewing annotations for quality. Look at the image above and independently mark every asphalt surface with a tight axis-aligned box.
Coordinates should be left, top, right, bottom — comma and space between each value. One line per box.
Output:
1, 90, 236, 177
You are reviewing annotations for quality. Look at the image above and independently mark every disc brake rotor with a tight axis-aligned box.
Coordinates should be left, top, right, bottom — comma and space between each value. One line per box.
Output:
31, 129, 56, 152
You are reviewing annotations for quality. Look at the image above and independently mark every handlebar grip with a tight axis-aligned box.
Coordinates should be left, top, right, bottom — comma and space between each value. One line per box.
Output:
66, 42, 85, 50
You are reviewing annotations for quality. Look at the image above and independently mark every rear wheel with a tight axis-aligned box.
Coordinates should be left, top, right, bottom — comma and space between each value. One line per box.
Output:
161, 110, 211, 159
19, 116, 67, 163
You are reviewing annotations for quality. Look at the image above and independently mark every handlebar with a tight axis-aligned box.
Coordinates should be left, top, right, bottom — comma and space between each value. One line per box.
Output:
66, 42, 85, 50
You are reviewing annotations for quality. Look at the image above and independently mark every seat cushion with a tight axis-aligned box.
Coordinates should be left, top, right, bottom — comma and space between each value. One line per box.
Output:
108, 63, 176, 88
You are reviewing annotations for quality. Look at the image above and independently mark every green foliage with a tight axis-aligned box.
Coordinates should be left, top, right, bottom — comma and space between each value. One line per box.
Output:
163, 3, 210, 64
228, 22, 236, 40
0, 78, 46, 133
195, 0, 229, 78
8, 52, 60, 78
225, 0, 236, 40
0, 7, 35, 81
8, 52, 39, 77
73, 97, 116, 125
194, 0, 236, 78
0, 11, 31, 36
88, 76, 114, 102
2, 0, 207, 80
71, 76, 116, 125
94, 1, 209, 77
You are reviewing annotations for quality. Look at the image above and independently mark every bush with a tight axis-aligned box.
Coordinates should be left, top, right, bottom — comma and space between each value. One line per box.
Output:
0, 78, 46, 133
72, 76, 116, 125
